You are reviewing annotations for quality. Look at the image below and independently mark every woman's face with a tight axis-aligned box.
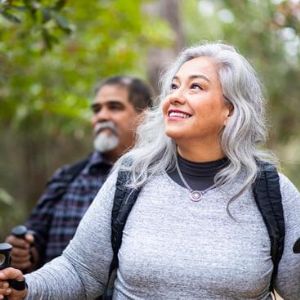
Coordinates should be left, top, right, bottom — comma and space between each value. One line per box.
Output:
162, 56, 231, 150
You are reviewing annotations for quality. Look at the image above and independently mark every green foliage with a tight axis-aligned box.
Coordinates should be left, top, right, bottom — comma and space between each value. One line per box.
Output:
0, 0, 172, 235
0, 0, 171, 132
0, 0, 72, 50
0, 187, 25, 239
0, 187, 13, 205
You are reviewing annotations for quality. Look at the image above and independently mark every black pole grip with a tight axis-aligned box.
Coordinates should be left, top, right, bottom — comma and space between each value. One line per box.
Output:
11, 225, 28, 239
0, 243, 12, 270
0, 243, 26, 299
11, 225, 35, 267
0, 243, 12, 300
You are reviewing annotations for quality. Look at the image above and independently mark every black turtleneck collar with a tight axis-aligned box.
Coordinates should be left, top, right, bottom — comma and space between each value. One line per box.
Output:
167, 154, 229, 191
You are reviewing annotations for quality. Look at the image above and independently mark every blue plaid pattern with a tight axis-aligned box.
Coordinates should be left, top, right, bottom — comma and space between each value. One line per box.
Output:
25, 152, 112, 265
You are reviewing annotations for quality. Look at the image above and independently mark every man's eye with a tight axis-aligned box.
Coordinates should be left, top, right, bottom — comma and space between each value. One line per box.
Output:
108, 104, 124, 111
92, 107, 101, 114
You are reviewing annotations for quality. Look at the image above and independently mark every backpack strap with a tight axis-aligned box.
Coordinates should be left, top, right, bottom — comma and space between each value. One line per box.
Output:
102, 169, 141, 299
252, 162, 285, 292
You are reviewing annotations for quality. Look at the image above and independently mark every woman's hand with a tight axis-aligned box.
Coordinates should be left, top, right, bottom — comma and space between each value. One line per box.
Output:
0, 268, 27, 300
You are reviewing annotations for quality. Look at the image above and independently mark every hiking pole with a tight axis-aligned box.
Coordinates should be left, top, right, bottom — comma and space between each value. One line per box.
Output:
0, 242, 26, 299
11, 225, 28, 239
0, 243, 12, 270
0, 242, 12, 300
11, 225, 35, 270
293, 238, 300, 253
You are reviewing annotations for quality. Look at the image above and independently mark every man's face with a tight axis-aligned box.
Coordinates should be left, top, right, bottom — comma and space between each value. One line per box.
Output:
91, 84, 142, 161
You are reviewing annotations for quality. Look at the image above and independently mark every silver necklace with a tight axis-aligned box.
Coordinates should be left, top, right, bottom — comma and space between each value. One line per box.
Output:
175, 157, 215, 202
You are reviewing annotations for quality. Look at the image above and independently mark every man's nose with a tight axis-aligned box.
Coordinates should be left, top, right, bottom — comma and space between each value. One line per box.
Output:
93, 107, 111, 122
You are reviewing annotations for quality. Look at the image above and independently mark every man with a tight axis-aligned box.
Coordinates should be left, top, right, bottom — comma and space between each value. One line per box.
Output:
5, 75, 153, 272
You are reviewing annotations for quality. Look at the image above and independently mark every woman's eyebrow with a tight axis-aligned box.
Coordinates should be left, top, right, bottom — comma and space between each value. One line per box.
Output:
173, 74, 210, 82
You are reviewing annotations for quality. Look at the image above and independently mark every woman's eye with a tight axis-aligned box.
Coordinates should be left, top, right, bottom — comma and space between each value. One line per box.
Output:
170, 83, 178, 90
191, 83, 202, 90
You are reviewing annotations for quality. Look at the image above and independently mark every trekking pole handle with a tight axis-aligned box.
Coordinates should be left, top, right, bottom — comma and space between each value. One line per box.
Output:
11, 225, 35, 267
0, 243, 26, 299
11, 225, 28, 239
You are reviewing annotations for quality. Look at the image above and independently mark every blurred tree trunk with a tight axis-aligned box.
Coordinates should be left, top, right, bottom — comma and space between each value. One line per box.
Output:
146, 0, 186, 95
20, 133, 49, 207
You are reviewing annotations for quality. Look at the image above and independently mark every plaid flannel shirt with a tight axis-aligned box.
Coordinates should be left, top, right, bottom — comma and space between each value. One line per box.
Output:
25, 151, 112, 266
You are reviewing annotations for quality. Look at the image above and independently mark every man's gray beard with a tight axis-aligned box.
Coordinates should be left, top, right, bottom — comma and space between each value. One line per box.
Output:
93, 133, 119, 153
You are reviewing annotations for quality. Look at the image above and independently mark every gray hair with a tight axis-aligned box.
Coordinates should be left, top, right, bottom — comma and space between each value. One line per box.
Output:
116, 42, 276, 202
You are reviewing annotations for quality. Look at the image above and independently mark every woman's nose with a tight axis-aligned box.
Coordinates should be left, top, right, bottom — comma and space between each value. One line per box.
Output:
168, 88, 186, 105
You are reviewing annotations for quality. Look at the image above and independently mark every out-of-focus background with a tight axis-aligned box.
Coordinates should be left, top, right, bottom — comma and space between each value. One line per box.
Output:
0, 0, 299, 239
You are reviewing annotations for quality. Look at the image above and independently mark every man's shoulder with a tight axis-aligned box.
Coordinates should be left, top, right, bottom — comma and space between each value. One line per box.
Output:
63, 157, 90, 175
49, 156, 91, 184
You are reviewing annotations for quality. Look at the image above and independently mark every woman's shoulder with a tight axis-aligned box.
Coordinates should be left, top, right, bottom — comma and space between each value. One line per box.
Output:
277, 172, 300, 219
278, 172, 300, 195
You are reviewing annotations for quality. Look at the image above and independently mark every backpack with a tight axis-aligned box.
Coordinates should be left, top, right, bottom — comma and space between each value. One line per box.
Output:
102, 162, 284, 299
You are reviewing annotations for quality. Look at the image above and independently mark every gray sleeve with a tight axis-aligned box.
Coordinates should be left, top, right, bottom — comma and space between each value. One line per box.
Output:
24, 170, 118, 300
275, 174, 300, 299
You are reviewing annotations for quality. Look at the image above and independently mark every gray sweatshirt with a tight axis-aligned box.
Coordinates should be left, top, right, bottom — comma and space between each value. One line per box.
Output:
25, 170, 300, 299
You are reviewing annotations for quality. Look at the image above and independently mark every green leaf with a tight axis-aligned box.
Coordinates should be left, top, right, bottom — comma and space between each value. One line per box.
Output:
41, 28, 54, 50
0, 188, 13, 205
42, 7, 51, 23
1, 10, 21, 23
51, 10, 72, 33
53, 0, 67, 11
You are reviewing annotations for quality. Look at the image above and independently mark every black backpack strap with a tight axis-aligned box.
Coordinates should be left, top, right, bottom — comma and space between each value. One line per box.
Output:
252, 162, 285, 292
102, 169, 141, 299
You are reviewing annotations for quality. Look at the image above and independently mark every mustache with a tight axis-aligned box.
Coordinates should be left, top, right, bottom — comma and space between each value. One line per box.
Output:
94, 121, 118, 135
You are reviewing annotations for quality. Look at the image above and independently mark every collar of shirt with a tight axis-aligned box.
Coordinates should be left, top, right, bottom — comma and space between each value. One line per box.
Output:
82, 151, 113, 176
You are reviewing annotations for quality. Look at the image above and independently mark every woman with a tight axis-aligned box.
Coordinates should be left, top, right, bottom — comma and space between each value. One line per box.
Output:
1, 42, 300, 299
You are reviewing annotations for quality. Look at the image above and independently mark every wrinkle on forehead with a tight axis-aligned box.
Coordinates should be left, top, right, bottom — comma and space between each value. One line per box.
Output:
176, 57, 219, 82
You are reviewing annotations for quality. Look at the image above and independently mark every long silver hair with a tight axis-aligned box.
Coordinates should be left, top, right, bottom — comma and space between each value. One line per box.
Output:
116, 42, 276, 201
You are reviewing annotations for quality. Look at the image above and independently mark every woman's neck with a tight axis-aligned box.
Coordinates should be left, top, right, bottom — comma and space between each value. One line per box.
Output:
177, 143, 225, 162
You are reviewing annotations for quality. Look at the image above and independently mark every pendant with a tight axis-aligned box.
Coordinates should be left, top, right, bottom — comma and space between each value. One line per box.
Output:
190, 190, 203, 202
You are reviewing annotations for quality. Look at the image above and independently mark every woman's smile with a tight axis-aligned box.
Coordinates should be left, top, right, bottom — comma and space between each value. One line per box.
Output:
167, 109, 192, 120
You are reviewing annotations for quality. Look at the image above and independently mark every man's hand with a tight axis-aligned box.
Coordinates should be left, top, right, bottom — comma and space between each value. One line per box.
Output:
0, 267, 27, 300
5, 233, 37, 272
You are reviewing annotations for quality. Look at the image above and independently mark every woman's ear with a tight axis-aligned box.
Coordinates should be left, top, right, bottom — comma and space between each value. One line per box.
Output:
223, 102, 234, 126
